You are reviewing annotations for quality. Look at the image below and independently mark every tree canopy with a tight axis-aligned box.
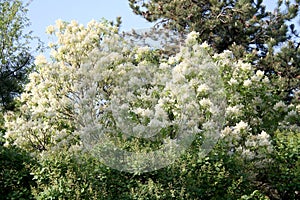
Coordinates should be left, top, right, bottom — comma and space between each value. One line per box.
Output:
1, 1, 300, 199
3, 19, 300, 199
129, 0, 298, 54
0, 0, 35, 111
129, 0, 300, 99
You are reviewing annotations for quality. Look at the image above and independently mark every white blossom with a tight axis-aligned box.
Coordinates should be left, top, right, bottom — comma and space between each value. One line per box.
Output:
46, 25, 55, 34
34, 55, 47, 66
262, 76, 270, 83
296, 105, 300, 112
186, 31, 199, 45
197, 84, 210, 94
221, 126, 232, 138
55, 19, 65, 30
273, 101, 287, 112
256, 70, 264, 78
239, 61, 252, 71
199, 41, 209, 49
199, 98, 212, 108
228, 78, 238, 85
226, 104, 243, 117
243, 79, 252, 87
287, 110, 297, 117
233, 121, 249, 134
241, 149, 255, 160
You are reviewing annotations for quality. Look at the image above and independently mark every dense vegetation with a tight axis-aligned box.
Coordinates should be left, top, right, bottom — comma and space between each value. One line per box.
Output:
0, 0, 299, 199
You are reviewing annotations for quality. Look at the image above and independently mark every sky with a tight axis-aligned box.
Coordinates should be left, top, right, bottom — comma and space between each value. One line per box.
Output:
26, 0, 153, 45
24, 0, 283, 47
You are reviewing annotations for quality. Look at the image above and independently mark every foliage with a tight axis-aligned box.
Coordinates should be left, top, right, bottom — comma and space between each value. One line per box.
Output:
128, 0, 300, 101
0, 145, 35, 200
0, 2, 38, 198
0, 0, 36, 111
128, 0, 297, 54
30, 150, 106, 199
259, 39, 300, 102
264, 130, 300, 199
3, 18, 300, 199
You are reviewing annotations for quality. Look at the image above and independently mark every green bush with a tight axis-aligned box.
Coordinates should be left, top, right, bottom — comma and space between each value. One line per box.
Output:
265, 130, 300, 200
0, 145, 35, 200
29, 143, 272, 200
31, 149, 140, 199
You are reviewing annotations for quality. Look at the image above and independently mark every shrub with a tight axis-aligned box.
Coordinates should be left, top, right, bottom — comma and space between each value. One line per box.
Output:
0, 145, 35, 199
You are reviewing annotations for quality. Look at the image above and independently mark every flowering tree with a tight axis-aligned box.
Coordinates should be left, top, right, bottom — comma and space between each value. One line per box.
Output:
129, 0, 300, 108
4, 20, 226, 166
4, 19, 121, 151
3, 19, 300, 199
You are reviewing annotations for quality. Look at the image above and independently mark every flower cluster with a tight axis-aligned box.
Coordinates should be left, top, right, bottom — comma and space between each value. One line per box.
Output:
47, 19, 120, 65
4, 20, 122, 152
77, 29, 226, 171
4, 19, 299, 173
215, 43, 300, 170
214, 46, 299, 134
